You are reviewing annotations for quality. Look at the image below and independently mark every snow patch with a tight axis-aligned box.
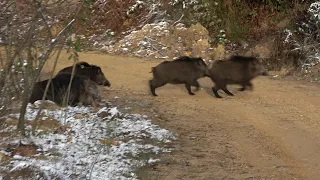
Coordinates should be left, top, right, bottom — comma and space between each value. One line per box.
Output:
1, 103, 175, 179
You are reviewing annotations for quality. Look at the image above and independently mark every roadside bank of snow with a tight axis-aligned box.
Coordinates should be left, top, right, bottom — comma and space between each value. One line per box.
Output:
0, 100, 175, 179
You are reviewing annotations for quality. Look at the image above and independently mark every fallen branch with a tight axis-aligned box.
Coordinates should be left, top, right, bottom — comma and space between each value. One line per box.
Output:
171, 14, 184, 27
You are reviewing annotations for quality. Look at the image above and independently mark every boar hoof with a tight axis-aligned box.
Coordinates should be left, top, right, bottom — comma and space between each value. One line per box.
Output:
189, 92, 195, 95
226, 92, 234, 96
215, 95, 223, 98
222, 88, 234, 96
239, 87, 245, 91
213, 92, 223, 98
212, 87, 222, 98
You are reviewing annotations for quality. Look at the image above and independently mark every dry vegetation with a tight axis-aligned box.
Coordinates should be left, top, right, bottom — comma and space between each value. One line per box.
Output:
0, 0, 90, 135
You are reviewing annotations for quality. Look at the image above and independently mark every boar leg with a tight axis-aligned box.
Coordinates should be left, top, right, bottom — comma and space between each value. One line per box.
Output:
84, 92, 99, 107
212, 85, 222, 98
246, 82, 253, 90
222, 86, 234, 96
149, 80, 158, 96
86, 96, 99, 107
239, 81, 253, 91
190, 80, 200, 91
185, 84, 195, 95
194, 80, 200, 90
86, 97, 99, 107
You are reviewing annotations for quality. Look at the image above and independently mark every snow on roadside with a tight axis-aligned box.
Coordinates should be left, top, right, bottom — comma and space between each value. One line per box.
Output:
0, 100, 175, 179
102, 21, 211, 60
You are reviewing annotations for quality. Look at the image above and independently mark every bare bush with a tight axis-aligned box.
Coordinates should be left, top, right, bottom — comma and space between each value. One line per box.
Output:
87, 0, 168, 36
263, 1, 320, 73
281, 1, 320, 70
0, 0, 89, 135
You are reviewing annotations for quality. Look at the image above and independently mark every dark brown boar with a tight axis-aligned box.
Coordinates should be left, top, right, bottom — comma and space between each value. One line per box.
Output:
29, 73, 100, 107
208, 55, 268, 98
149, 56, 208, 96
57, 62, 111, 87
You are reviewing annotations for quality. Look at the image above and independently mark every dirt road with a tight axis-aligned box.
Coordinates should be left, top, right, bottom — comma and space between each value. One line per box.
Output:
45, 51, 320, 180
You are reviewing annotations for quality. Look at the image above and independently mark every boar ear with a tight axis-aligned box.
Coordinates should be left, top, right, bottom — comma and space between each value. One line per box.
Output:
196, 58, 207, 66
202, 59, 208, 65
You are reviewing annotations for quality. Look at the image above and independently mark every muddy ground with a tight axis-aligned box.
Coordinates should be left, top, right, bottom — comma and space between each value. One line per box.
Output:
44, 51, 320, 180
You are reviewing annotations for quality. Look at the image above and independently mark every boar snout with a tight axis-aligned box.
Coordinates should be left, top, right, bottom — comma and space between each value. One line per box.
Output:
104, 80, 111, 87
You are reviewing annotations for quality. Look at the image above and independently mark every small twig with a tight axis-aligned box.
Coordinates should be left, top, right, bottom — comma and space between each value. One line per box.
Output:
36, 2, 53, 40
62, 57, 78, 106
171, 14, 184, 27
44, 0, 67, 6
88, 145, 104, 179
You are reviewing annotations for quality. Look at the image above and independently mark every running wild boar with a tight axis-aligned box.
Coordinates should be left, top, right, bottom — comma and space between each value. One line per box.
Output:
207, 55, 268, 98
149, 56, 208, 96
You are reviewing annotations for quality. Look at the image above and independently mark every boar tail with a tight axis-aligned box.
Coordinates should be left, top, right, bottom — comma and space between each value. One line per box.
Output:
150, 67, 155, 73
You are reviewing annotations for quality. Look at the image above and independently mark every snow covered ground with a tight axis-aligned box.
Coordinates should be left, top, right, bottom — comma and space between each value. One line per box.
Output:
0, 100, 175, 179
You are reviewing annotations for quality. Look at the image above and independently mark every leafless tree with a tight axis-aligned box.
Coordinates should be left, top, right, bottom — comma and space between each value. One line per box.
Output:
0, 0, 90, 135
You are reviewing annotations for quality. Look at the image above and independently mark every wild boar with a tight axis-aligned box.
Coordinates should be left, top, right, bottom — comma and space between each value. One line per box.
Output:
57, 62, 111, 87
29, 73, 101, 107
207, 55, 268, 98
149, 56, 208, 96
